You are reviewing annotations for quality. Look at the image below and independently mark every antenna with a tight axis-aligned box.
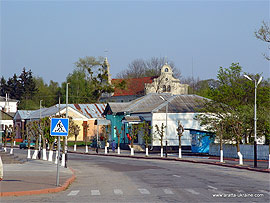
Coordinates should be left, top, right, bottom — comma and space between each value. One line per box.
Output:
104, 49, 109, 57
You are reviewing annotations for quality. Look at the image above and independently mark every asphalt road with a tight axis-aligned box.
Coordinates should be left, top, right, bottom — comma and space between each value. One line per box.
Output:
2, 151, 270, 203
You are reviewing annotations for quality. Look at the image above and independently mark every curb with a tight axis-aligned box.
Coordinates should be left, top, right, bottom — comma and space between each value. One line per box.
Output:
0, 167, 76, 197
69, 151, 270, 173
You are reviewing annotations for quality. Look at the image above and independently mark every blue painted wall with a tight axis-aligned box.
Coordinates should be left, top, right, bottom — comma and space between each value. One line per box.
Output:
106, 114, 130, 144
190, 130, 215, 153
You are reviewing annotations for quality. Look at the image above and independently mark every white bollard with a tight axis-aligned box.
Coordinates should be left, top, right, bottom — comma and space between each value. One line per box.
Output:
178, 148, 182, 159
74, 144, 77, 152
10, 148, 13, 155
55, 151, 58, 164
42, 149, 47, 160
161, 148, 163, 157
61, 153, 65, 167
48, 150, 53, 162
85, 145, 88, 153
27, 149, 31, 159
238, 151, 243, 165
146, 148, 149, 156
0, 156, 3, 180
14, 141, 16, 146
32, 150, 38, 159
220, 149, 224, 162
117, 147, 120, 154
105, 146, 107, 154
131, 148, 134, 156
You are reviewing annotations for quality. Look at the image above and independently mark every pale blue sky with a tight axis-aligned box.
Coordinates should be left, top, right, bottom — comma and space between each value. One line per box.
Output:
1, 0, 269, 84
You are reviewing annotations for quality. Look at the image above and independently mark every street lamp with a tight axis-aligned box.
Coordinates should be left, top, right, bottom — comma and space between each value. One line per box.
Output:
63, 83, 69, 168
159, 96, 168, 158
244, 75, 263, 168
39, 100, 43, 159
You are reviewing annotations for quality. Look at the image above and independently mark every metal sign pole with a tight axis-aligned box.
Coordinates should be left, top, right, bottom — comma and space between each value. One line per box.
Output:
56, 136, 60, 186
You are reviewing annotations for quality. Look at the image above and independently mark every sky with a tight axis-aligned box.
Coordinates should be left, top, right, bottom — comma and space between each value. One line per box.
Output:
1, 0, 269, 85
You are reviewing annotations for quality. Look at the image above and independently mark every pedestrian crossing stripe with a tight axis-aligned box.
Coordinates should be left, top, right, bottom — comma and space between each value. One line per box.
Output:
53, 120, 67, 133
50, 118, 69, 136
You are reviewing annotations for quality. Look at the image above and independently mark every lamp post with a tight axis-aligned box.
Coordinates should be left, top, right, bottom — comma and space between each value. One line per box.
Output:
159, 96, 168, 157
244, 75, 263, 168
39, 100, 43, 159
64, 83, 69, 168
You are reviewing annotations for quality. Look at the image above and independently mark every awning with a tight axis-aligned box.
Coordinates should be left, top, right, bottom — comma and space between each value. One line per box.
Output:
122, 116, 144, 124
94, 119, 111, 126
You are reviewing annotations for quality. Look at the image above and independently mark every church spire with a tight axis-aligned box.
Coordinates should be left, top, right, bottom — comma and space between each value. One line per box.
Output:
103, 57, 111, 84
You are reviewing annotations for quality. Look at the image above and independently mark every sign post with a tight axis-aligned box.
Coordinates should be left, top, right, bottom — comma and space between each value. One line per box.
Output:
50, 118, 69, 186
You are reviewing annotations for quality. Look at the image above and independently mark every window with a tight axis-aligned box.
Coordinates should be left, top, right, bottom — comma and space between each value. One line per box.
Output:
163, 85, 166, 92
167, 85, 171, 92
165, 68, 168, 72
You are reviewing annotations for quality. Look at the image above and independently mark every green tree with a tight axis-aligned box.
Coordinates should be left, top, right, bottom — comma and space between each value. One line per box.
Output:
74, 56, 114, 102
196, 63, 270, 164
69, 118, 80, 151
138, 121, 152, 156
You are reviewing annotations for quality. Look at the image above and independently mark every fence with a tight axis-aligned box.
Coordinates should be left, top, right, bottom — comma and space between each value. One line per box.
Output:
209, 143, 269, 160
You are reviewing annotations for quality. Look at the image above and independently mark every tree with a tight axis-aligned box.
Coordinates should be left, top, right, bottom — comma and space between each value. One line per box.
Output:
129, 125, 139, 155
114, 126, 124, 154
101, 125, 110, 154
155, 123, 166, 158
69, 118, 80, 151
75, 56, 114, 102
255, 21, 270, 60
176, 121, 184, 159
138, 121, 152, 156
196, 63, 270, 165
82, 122, 89, 153
117, 57, 181, 79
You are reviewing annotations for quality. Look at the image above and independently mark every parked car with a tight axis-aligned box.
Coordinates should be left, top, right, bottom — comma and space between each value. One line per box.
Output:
19, 140, 35, 149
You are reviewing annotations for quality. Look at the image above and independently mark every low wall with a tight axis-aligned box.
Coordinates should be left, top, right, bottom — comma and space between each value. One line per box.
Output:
209, 143, 269, 160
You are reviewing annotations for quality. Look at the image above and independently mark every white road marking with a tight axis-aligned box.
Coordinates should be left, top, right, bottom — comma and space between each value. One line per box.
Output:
185, 189, 200, 195
138, 188, 150, 194
114, 189, 123, 195
163, 188, 174, 194
236, 189, 244, 193
207, 185, 218, 190
67, 190, 80, 196
173, 175, 181, 178
258, 190, 270, 195
91, 190, 100, 196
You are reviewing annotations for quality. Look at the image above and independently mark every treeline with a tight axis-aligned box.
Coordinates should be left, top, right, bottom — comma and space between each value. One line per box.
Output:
0, 56, 113, 109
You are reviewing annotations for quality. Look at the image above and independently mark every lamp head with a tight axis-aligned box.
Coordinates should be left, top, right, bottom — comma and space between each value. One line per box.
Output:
258, 76, 263, 85
243, 75, 252, 81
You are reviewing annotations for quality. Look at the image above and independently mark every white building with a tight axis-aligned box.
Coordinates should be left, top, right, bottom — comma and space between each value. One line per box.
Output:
103, 93, 210, 150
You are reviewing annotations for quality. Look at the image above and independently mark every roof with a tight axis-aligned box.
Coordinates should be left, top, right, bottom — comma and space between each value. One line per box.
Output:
112, 76, 157, 96
103, 93, 208, 115
14, 103, 106, 120
69, 104, 106, 119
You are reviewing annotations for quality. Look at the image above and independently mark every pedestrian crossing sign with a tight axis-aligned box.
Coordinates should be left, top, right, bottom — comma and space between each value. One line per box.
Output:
50, 118, 69, 136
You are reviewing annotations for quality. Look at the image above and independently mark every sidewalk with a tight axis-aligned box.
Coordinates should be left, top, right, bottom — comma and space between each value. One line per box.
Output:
70, 146, 270, 173
0, 151, 75, 197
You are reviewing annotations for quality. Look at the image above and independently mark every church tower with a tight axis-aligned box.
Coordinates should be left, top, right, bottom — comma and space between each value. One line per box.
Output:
103, 57, 112, 84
